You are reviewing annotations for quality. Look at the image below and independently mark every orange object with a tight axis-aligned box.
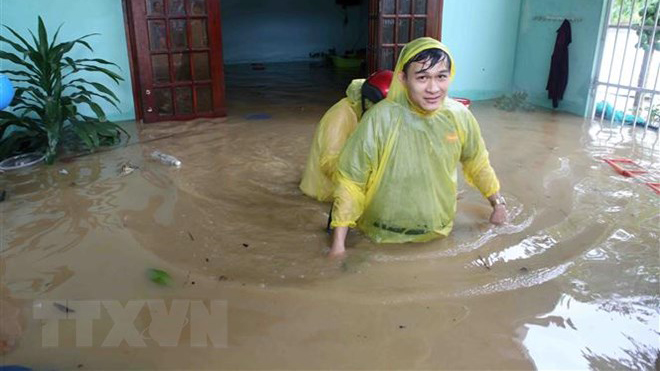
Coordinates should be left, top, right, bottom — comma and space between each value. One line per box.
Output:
646, 182, 660, 195
603, 158, 659, 195
602, 158, 647, 177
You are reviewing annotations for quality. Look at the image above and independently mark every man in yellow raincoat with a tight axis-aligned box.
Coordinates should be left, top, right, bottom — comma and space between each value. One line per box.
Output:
329, 37, 507, 257
300, 71, 393, 202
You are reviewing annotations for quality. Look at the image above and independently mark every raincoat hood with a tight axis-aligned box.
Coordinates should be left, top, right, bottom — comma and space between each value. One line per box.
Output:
387, 37, 455, 113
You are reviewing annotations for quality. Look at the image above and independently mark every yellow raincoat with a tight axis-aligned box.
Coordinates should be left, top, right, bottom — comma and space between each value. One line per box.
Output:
331, 37, 500, 243
300, 79, 365, 202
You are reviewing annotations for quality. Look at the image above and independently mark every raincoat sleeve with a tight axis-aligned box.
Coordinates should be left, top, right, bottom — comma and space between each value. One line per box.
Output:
330, 110, 381, 228
318, 99, 359, 178
458, 110, 501, 198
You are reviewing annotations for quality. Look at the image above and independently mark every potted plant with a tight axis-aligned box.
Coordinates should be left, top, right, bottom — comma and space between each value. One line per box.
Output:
0, 16, 127, 165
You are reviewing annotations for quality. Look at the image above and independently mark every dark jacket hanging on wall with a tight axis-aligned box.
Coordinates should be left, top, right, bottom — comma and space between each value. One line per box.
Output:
546, 19, 572, 108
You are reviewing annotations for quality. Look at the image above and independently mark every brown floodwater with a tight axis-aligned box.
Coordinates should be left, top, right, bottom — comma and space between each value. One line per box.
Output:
1, 62, 659, 370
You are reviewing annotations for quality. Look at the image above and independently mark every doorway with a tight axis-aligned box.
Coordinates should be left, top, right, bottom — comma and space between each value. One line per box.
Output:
123, 0, 444, 122
124, 0, 227, 123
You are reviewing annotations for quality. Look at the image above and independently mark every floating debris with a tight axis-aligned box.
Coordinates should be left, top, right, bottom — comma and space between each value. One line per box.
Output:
150, 151, 181, 167
58, 169, 69, 175
494, 91, 535, 112
53, 302, 75, 313
119, 163, 139, 176
478, 255, 491, 270
148, 268, 172, 286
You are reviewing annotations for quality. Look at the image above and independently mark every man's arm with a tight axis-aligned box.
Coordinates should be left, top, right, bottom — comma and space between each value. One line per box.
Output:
327, 108, 379, 257
459, 111, 507, 224
329, 226, 348, 258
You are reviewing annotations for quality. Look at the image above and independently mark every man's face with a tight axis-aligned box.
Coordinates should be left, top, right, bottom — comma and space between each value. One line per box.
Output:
399, 59, 450, 112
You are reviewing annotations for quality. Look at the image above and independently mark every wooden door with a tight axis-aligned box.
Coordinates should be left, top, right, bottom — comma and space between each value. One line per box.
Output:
127, 0, 226, 123
367, 0, 443, 73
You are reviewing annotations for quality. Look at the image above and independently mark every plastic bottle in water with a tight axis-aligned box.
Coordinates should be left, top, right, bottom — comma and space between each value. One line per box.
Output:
150, 150, 182, 167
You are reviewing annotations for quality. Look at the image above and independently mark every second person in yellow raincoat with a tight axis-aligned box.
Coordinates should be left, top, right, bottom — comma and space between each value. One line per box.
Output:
329, 37, 507, 257
300, 71, 393, 202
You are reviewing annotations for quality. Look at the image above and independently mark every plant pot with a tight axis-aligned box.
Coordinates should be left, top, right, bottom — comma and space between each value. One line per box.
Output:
0, 152, 45, 171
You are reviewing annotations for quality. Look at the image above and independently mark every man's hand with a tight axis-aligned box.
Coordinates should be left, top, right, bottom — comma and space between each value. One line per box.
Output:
487, 193, 507, 225
489, 204, 507, 225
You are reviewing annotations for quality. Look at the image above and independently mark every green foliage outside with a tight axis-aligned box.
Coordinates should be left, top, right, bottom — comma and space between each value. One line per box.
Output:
609, 0, 659, 52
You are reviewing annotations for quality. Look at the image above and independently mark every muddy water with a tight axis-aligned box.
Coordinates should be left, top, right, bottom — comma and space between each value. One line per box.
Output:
1, 62, 659, 369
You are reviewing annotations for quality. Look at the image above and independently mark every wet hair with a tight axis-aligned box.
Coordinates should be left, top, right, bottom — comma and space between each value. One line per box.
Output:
403, 48, 451, 75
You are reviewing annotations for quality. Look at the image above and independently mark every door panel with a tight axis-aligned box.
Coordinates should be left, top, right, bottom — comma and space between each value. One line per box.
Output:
368, 0, 443, 73
128, 0, 225, 123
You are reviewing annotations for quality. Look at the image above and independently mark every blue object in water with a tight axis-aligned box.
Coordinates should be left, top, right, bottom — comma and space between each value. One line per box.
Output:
0, 75, 15, 110
0, 366, 33, 371
244, 113, 272, 120
595, 101, 647, 126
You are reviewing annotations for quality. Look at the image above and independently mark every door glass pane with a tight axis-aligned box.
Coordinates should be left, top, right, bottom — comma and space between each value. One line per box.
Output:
414, 0, 427, 14
398, 19, 410, 43
154, 89, 173, 115
382, 0, 395, 14
383, 18, 394, 44
168, 0, 185, 15
190, 0, 206, 15
146, 0, 165, 16
148, 20, 167, 50
196, 85, 213, 113
379, 48, 394, 70
170, 20, 188, 49
173, 53, 191, 81
398, 0, 412, 14
151, 54, 170, 83
175, 87, 193, 114
413, 18, 426, 38
191, 19, 208, 48
193, 52, 210, 80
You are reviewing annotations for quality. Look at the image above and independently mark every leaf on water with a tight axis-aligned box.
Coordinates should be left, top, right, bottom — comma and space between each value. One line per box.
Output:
148, 268, 172, 286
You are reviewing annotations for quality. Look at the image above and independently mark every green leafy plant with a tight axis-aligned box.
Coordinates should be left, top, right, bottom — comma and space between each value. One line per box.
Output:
642, 103, 660, 126
0, 16, 127, 163
609, 0, 646, 25
635, 2, 660, 52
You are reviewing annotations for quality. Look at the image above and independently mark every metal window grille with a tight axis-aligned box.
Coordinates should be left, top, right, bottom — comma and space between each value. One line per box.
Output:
590, 0, 660, 149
